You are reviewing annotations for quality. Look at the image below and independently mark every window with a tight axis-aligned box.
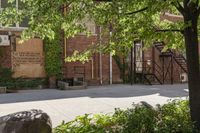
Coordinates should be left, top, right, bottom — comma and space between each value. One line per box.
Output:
1, 0, 16, 8
77, 16, 96, 35
0, 0, 28, 29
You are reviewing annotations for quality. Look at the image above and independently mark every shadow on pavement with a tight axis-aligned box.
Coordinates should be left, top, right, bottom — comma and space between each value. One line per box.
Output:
0, 84, 188, 104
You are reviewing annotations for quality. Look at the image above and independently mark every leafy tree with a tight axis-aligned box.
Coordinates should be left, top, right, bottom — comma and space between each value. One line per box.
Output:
1, 0, 200, 128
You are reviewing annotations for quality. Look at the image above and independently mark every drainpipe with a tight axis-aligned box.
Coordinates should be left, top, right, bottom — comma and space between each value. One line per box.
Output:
109, 25, 113, 85
109, 52, 113, 85
91, 58, 94, 79
99, 27, 103, 85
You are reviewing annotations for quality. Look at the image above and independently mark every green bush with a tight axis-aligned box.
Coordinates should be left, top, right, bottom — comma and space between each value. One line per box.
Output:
13, 79, 45, 89
0, 66, 13, 82
156, 100, 194, 133
0, 66, 46, 89
0, 66, 15, 88
54, 100, 197, 133
0, 78, 46, 89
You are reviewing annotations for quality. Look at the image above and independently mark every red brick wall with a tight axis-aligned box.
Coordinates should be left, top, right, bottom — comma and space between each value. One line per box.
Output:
0, 31, 12, 68
62, 35, 121, 85
0, 46, 11, 68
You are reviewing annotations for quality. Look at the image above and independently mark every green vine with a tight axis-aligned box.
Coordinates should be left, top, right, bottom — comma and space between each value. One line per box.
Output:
113, 55, 131, 83
44, 37, 62, 77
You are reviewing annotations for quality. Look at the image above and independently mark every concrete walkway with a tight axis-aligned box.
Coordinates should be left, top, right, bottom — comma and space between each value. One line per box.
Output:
0, 84, 188, 127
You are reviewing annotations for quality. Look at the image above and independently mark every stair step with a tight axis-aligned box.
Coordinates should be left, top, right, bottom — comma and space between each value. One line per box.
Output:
144, 74, 154, 76
157, 47, 164, 49
176, 59, 186, 61
177, 62, 186, 64
175, 57, 186, 59
175, 58, 185, 60
161, 52, 171, 54
177, 62, 187, 65
156, 48, 163, 50
155, 44, 164, 47
143, 73, 162, 85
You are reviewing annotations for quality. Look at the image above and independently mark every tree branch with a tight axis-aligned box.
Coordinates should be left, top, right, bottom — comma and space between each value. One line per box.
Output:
197, 6, 200, 15
126, 7, 148, 15
60, 2, 73, 10
184, 0, 190, 7
172, 1, 185, 14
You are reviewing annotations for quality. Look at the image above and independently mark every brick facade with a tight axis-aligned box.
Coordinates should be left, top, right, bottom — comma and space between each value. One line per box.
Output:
0, 12, 191, 85
0, 30, 188, 85
62, 35, 121, 85
0, 46, 11, 68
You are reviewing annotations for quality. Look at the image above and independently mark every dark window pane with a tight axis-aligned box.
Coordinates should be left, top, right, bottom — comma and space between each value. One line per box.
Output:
11, 24, 16, 27
2, 23, 16, 27
1, 0, 16, 8
19, 0, 28, 27
1, 0, 17, 27
19, 17, 29, 27
1, 0, 8, 8
18, 0, 24, 9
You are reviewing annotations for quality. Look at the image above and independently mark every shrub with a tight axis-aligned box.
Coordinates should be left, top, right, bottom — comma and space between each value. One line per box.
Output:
0, 66, 13, 82
155, 100, 194, 133
54, 100, 197, 133
113, 103, 158, 133
0, 66, 46, 89
13, 78, 46, 89
0, 78, 46, 89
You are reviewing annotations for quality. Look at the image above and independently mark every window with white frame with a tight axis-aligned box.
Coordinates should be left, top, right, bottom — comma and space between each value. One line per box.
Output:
0, 0, 28, 29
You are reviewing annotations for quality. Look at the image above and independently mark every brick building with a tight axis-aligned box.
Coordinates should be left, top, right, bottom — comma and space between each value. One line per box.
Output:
0, 4, 189, 86
62, 34, 121, 85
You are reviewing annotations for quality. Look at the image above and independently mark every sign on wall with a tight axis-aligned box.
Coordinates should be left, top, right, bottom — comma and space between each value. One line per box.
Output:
12, 52, 43, 67
11, 37, 46, 78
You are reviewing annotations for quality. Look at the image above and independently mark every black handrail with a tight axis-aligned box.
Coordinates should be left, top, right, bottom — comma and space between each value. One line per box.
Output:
154, 42, 188, 73
134, 60, 163, 84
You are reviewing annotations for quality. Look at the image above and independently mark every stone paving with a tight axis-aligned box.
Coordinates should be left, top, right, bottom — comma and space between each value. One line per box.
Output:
0, 84, 188, 127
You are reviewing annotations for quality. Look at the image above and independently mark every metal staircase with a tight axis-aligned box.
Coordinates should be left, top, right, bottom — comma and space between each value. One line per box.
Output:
131, 41, 187, 85
154, 42, 188, 73
143, 73, 163, 85
142, 42, 187, 85
142, 61, 163, 85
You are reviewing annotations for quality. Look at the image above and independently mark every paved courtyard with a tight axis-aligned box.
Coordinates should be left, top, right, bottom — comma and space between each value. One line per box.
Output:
0, 84, 188, 127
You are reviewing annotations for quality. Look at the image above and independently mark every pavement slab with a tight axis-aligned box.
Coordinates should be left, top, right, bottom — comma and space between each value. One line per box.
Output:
0, 84, 188, 127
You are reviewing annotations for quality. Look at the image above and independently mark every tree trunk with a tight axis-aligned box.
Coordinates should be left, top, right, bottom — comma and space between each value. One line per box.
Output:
183, 11, 200, 127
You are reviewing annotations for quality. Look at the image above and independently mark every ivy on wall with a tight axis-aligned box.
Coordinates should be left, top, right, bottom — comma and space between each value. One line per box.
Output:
44, 37, 62, 77
113, 55, 132, 83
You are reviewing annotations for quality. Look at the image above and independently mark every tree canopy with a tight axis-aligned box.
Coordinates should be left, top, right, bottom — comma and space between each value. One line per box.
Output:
0, 0, 189, 56
1, 0, 200, 128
